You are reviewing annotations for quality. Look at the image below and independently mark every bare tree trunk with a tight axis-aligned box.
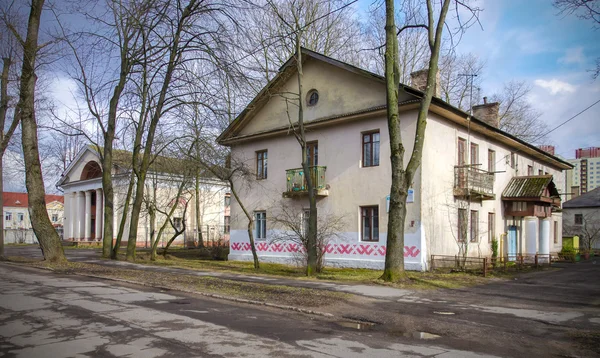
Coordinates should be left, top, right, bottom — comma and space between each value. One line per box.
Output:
111, 175, 134, 259
195, 174, 204, 248
18, 0, 66, 262
0, 58, 9, 260
294, 37, 318, 275
229, 178, 259, 269
382, 0, 450, 281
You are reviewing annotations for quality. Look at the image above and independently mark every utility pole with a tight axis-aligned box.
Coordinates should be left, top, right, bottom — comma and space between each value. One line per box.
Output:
458, 73, 478, 114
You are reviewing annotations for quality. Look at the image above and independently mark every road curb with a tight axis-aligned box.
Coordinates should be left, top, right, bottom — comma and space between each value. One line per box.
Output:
1, 261, 335, 318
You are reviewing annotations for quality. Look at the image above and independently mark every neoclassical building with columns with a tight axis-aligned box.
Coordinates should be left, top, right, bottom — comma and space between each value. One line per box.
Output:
58, 146, 230, 246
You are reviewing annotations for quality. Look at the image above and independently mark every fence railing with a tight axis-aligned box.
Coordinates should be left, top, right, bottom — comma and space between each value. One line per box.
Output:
285, 166, 327, 193
431, 254, 552, 277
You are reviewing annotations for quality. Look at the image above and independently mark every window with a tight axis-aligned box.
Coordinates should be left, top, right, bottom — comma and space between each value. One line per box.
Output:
224, 194, 231, 207
470, 210, 479, 242
5, 212, 12, 222
488, 213, 495, 243
488, 150, 495, 172
302, 209, 310, 236
18, 213, 25, 222
510, 152, 516, 169
256, 150, 267, 179
51, 214, 57, 223
458, 138, 467, 166
360, 206, 379, 242
458, 209, 467, 242
306, 90, 319, 106
470, 143, 479, 165
574, 214, 583, 225
554, 221, 558, 244
528, 165, 533, 175
538, 169, 543, 176
362, 131, 380, 167
512, 202, 527, 211
255, 211, 266, 240
224, 215, 230, 234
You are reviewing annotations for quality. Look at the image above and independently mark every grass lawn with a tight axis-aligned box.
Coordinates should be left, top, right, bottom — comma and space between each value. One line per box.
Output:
125, 248, 507, 289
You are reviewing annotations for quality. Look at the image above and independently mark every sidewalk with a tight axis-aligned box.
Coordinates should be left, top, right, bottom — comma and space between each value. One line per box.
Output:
71, 255, 415, 300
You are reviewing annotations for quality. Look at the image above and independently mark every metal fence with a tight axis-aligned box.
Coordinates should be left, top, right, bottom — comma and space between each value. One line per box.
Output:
431, 254, 552, 277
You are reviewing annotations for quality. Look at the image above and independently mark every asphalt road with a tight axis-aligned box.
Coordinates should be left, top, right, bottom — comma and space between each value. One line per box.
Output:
2, 246, 600, 357
0, 263, 498, 358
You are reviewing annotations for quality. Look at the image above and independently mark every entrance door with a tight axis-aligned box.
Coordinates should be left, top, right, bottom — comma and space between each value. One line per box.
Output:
507, 226, 517, 261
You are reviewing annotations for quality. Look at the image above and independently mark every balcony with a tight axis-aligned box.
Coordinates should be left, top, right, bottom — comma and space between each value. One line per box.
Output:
454, 165, 495, 200
283, 166, 329, 198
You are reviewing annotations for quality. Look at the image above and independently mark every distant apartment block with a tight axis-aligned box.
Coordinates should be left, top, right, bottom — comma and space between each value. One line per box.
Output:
565, 147, 600, 200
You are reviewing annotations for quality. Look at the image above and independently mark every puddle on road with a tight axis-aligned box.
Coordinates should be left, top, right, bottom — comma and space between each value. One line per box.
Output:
336, 320, 376, 330
408, 332, 441, 340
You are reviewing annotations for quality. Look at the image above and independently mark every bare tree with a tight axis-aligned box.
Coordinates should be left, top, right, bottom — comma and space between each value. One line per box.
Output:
490, 81, 548, 143
9, 0, 66, 261
270, 203, 345, 272
554, 0, 600, 79
382, 0, 479, 281
564, 210, 600, 251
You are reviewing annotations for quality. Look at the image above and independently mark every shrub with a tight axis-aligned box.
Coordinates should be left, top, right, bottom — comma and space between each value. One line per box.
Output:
211, 246, 229, 261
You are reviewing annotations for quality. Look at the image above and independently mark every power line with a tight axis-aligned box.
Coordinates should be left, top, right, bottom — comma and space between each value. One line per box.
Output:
494, 98, 600, 167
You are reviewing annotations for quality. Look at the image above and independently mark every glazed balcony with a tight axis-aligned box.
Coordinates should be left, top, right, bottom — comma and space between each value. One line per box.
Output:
284, 166, 329, 198
453, 165, 495, 200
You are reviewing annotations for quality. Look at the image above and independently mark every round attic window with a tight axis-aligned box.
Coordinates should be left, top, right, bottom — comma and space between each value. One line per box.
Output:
306, 89, 319, 106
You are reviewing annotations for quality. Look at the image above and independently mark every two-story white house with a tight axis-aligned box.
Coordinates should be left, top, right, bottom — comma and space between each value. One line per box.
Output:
217, 49, 572, 270
3, 192, 64, 244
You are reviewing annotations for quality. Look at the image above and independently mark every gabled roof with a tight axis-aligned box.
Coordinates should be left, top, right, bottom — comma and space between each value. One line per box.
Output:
502, 175, 559, 199
217, 48, 573, 171
563, 187, 600, 209
3, 192, 64, 208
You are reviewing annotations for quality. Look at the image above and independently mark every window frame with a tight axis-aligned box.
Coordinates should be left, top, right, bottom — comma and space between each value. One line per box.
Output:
488, 212, 495, 243
458, 138, 467, 166
5, 212, 12, 222
224, 194, 231, 207
50, 214, 57, 223
488, 149, 495, 173
360, 206, 379, 242
307, 141, 319, 167
255, 211, 267, 240
554, 221, 558, 244
470, 210, 479, 243
306, 89, 319, 106
256, 150, 268, 180
362, 131, 380, 167
470, 143, 479, 165
574, 214, 583, 225
224, 215, 230, 234
458, 208, 467, 242
528, 165, 533, 176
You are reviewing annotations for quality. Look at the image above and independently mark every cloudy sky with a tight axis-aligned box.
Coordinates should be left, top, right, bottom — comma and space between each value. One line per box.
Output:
410, 0, 599, 159
46, 0, 598, 162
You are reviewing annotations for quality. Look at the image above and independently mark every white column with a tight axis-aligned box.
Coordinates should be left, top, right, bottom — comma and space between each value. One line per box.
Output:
539, 218, 551, 255
77, 191, 85, 240
64, 193, 71, 239
525, 216, 538, 255
84, 191, 92, 240
95, 188, 103, 241
68, 193, 75, 239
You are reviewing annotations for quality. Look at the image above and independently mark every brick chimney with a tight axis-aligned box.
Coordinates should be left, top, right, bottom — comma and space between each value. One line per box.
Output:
472, 97, 500, 128
410, 69, 440, 97
538, 145, 555, 156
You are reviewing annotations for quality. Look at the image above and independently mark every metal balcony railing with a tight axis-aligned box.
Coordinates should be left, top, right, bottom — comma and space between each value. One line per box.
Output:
454, 165, 495, 199
285, 166, 327, 194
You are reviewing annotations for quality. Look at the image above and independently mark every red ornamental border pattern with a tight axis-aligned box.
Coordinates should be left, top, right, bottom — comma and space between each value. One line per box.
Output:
230, 242, 420, 258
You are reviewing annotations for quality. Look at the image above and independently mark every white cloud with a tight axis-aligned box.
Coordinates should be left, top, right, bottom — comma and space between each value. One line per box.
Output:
558, 47, 585, 65
534, 79, 577, 95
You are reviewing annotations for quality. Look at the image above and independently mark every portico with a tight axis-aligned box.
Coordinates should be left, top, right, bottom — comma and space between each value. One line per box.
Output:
64, 188, 103, 241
